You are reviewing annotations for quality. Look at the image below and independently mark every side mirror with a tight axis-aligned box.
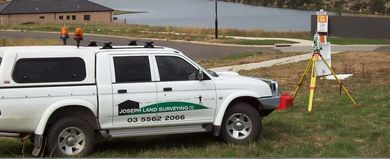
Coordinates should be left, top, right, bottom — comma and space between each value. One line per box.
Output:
197, 69, 204, 80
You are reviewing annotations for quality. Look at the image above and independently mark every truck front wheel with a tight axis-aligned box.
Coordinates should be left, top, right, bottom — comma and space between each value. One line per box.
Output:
220, 103, 262, 144
45, 117, 95, 157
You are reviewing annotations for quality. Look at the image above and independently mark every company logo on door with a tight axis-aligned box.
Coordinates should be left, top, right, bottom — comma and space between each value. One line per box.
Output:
118, 100, 208, 116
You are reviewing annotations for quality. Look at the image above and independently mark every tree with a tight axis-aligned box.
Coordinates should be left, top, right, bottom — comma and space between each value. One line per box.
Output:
335, 0, 346, 15
369, 0, 386, 13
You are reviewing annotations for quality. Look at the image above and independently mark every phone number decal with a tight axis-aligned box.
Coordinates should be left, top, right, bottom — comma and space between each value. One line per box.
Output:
127, 115, 185, 123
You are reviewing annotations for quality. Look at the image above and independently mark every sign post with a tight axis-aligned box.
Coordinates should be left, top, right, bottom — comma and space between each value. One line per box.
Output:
215, 0, 218, 39
315, 9, 331, 77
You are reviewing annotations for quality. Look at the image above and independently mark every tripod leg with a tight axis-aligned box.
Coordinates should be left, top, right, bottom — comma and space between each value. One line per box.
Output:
318, 54, 359, 108
293, 55, 314, 98
308, 59, 317, 113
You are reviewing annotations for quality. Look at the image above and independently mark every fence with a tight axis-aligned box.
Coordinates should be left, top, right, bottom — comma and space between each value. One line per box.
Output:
311, 15, 390, 39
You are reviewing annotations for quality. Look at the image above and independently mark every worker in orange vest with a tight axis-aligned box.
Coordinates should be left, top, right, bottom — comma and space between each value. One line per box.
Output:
74, 27, 84, 48
59, 26, 69, 45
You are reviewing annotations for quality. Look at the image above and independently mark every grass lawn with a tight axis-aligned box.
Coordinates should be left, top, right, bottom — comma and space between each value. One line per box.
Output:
329, 37, 390, 45
198, 51, 303, 68
211, 39, 297, 45
0, 38, 60, 46
2, 24, 389, 45
0, 51, 388, 157
0, 23, 311, 42
113, 10, 146, 15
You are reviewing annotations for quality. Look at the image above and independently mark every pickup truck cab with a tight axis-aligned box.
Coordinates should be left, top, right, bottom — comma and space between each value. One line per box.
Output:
0, 43, 280, 157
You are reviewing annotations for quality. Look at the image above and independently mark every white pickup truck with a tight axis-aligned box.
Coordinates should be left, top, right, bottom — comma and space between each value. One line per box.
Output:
0, 42, 280, 157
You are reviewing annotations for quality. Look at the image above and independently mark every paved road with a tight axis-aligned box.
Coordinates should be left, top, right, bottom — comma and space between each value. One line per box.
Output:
0, 31, 277, 60
1, 30, 389, 60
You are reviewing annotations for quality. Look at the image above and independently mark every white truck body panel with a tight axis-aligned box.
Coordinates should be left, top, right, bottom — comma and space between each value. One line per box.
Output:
0, 45, 279, 137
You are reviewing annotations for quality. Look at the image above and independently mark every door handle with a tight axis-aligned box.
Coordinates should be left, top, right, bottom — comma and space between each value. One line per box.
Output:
163, 87, 172, 92
118, 89, 127, 94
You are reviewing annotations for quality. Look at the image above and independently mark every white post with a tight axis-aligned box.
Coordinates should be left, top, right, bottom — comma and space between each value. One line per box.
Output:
315, 9, 332, 77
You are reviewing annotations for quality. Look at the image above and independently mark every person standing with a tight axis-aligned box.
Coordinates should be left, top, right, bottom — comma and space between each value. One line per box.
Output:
60, 26, 69, 45
74, 27, 84, 48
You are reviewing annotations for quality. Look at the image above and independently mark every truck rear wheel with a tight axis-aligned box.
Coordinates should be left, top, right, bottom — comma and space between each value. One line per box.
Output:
45, 117, 95, 157
220, 103, 262, 144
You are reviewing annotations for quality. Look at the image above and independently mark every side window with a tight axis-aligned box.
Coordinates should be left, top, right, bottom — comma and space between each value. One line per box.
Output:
113, 56, 151, 83
84, 15, 91, 21
12, 57, 86, 83
156, 56, 198, 81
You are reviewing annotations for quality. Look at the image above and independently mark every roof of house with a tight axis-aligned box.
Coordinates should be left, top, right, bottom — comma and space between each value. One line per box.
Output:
0, 0, 113, 15
0, 3, 9, 11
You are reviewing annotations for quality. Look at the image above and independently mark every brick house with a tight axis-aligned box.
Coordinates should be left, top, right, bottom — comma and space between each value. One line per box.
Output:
0, 0, 113, 25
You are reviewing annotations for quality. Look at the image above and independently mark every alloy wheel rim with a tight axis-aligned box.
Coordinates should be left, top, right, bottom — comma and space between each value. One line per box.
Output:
57, 127, 86, 156
226, 113, 252, 139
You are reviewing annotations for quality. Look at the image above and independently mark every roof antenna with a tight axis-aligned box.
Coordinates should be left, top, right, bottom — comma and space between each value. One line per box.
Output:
144, 41, 154, 48
128, 40, 137, 46
102, 42, 113, 49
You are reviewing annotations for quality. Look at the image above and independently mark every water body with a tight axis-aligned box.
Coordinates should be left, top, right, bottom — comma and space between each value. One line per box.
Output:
91, 0, 317, 31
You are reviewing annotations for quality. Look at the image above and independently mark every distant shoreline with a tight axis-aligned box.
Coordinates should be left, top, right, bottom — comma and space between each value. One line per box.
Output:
222, 0, 390, 16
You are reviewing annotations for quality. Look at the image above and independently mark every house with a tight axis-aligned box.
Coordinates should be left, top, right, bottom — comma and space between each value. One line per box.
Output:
0, 0, 114, 25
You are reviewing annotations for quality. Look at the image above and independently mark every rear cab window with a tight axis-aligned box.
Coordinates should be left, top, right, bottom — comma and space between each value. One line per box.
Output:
113, 56, 152, 83
12, 57, 86, 83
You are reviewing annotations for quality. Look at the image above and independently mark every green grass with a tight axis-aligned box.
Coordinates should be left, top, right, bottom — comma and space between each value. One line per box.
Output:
0, 23, 312, 41
198, 51, 303, 68
0, 38, 60, 46
0, 51, 388, 157
221, 39, 297, 45
1, 24, 389, 45
329, 37, 390, 45
222, 52, 261, 60
0, 85, 388, 157
113, 10, 146, 15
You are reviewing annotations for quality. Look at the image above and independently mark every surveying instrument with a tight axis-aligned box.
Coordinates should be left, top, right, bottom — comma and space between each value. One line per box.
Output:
291, 10, 359, 112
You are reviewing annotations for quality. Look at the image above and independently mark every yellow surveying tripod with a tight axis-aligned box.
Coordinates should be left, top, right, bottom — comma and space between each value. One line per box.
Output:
292, 34, 359, 112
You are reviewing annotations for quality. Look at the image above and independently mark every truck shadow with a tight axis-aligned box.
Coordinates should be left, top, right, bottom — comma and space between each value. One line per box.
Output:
93, 121, 295, 156
0, 121, 296, 157
94, 132, 219, 155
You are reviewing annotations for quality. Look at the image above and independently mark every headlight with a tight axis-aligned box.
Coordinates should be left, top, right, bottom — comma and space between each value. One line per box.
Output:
255, 77, 280, 97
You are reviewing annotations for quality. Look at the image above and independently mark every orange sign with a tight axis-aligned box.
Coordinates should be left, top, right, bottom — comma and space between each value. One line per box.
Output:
317, 15, 328, 33
318, 15, 328, 23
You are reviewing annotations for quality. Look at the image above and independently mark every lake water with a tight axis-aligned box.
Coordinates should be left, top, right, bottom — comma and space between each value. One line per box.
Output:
91, 0, 317, 31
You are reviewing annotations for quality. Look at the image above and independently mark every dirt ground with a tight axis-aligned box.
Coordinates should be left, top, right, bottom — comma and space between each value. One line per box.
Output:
199, 52, 303, 68
240, 52, 390, 90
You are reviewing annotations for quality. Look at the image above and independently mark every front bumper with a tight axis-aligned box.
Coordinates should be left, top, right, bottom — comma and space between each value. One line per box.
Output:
258, 96, 280, 109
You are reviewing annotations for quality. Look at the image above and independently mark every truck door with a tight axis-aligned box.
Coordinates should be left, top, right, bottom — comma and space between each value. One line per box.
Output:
154, 55, 216, 124
110, 55, 160, 127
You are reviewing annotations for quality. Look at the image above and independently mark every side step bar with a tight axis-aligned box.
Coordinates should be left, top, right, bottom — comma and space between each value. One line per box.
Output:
108, 124, 208, 138
0, 132, 21, 137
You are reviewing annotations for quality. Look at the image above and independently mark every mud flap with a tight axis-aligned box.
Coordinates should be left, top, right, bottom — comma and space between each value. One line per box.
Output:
32, 134, 43, 157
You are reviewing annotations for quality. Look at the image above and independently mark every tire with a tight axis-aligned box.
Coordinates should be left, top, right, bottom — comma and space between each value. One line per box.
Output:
220, 103, 262, 144
45, 117, 95, 157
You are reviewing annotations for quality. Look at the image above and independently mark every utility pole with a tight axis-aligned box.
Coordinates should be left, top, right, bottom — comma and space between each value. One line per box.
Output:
215, 0, 218, 39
